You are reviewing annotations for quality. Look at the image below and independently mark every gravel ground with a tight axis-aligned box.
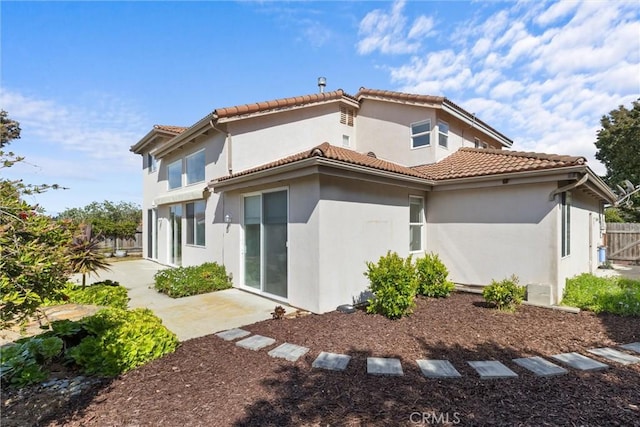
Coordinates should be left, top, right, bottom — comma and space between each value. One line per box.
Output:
2, 292, 639, 426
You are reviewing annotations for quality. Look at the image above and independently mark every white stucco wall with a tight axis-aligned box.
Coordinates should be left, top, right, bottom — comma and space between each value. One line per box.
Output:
556, 189, 603, 302
427, 182, 559, 289
356, 100, 503, 167
316, 175, 419, 313
227, 103, 355, 174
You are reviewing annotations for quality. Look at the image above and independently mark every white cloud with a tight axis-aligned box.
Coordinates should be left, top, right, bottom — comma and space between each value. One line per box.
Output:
357, 0, 435, 55
372, 0, 639, 176
0, 89, 147, 164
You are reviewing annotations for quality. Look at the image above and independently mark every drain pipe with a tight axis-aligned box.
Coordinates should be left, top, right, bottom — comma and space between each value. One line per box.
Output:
209, 118, 232, 174
548, 174, 589, 201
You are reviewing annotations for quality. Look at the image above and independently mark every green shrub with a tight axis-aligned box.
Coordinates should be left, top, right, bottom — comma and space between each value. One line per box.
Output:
482, 275, 526, 312
154, 262, 232, 298
45, 281, 129, 309
415, 253, 455, 298
562, 273, 640, 316
365, 251, 417, 319
67, 307, 179, 377
0, 336, 63, 387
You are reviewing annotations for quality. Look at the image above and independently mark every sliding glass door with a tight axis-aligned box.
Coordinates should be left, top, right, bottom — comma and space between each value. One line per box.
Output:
243, 190, 288, 298
169, 204, 182, 266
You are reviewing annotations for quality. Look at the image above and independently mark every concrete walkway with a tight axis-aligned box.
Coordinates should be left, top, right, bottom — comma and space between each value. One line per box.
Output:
76, 259, 292, 341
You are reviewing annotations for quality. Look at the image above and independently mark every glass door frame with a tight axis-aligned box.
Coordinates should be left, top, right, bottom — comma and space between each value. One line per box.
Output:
241, 187, 289, 301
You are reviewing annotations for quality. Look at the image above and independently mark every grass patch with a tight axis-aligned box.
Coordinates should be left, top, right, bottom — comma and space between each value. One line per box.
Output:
562, 273, 640, 316
154, 262, 232, 298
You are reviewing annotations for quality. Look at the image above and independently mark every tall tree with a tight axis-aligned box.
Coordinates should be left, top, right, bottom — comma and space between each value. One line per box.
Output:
595, 100, 640, 221
0, 112, 77, 326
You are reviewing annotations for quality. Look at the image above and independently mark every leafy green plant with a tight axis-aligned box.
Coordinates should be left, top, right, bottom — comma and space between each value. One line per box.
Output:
562, 273, 640, 316
45, 281, 129, 309
154, 262, 232, 298
0, 336, 64, 387
67, 307, 179, 377
365, 251, 418, 319
415, 253, 455, 298
482, 275, 526, 312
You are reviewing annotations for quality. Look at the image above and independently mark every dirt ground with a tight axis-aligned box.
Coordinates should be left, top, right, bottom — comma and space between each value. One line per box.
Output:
2, 292, 639, 426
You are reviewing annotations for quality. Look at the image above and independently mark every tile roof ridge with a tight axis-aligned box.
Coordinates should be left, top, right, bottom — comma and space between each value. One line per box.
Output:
153, 124, 188, 133
356, 87, 445, 103
459, 147, 586, 164
214, 89, 351, 119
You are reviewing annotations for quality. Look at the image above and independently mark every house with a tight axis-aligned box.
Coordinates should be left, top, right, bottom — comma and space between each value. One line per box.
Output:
130, 85, 615, 313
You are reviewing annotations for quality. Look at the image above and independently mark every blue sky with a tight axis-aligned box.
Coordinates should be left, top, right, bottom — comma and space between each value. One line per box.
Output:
2, 0, 639, 215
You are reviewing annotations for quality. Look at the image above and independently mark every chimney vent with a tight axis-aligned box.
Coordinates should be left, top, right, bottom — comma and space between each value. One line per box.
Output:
317, 77, 327, 93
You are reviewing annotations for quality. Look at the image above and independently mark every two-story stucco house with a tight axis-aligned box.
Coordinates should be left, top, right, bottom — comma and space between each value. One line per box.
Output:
130, 86, 615, 313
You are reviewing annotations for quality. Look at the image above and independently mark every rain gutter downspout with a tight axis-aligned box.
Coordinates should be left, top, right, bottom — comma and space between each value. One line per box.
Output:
548, 173, 588, 201
209, 119, 232, 174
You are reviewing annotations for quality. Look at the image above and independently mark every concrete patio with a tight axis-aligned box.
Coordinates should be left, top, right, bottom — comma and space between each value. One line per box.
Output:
75, 259, 293, 341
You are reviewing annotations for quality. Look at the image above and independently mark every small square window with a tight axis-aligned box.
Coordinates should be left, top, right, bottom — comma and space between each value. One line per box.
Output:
438, 121, 449, 148
342, 135, 350, 147
411, 120, 431, 149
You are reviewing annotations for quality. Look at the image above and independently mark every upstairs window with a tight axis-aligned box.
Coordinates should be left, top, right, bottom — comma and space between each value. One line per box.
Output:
186, 150, 205, 185
474, 138, 488, 149
438, 121, 449, 148
147, 153, 157, 172
168, 159, 182, 190
409, 196, 424, 252
411, 120, 431, 148
342, 134, 350, 147
340, 107, 354, 126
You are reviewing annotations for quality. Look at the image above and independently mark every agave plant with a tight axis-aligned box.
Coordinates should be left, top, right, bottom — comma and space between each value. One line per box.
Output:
69, 233, 111, 289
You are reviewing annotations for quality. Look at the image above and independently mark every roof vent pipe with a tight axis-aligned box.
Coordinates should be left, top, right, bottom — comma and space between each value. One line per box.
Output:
318, 77, 326, 93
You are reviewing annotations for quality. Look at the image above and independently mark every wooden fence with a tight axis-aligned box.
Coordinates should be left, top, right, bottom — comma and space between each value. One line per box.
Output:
606, 223, 640, 263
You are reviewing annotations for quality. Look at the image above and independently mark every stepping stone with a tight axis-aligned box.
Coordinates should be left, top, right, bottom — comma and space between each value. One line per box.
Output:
235, 335, 276, 351
215, 328, 251, 341
551, 352, 609, 371
367, 357, 404, 376
587, 347, 640, 365
468, 361, 518, 379
620, 342, 640, 354
268, 343, 309, 362
312, 352, 351, 371
512, 356, 568, 377
416, 360, 461, 378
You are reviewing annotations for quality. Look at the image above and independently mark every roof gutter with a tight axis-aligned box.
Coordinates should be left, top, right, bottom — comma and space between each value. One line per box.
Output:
548, 173, 589, 201
152, 113, 216, 158
210, 157, 434, 191
441, 102, 513, 148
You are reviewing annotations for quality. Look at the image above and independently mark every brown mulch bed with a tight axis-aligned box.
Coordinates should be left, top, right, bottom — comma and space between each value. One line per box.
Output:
2, 292, 639, 426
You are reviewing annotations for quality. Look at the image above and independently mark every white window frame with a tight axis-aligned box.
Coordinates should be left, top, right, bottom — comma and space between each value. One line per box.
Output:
438, 120, 449, 149
410, 120, 431, 149
474, 138, 488, 149
561, 191, 571, 257
167, 159, 182, 190
186, 200, 206, 247
409, 196, 425, 253
342, 134, 350, 147
185, 149, 205, 185
147, 153, 157, 173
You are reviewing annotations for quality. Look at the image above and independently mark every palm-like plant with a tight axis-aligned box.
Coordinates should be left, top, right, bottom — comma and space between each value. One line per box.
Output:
69, 232, 111, 288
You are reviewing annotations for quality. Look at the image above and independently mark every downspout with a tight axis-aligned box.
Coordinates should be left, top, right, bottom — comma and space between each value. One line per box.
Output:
548, 174, 589, 201
209, 119, 232, 174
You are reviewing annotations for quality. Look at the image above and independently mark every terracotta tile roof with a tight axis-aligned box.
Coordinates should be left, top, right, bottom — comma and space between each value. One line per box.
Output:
413, 148, 587, 180
214, 90, 356, 119
153, 125, 187, 134
217, 142, 428, 182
